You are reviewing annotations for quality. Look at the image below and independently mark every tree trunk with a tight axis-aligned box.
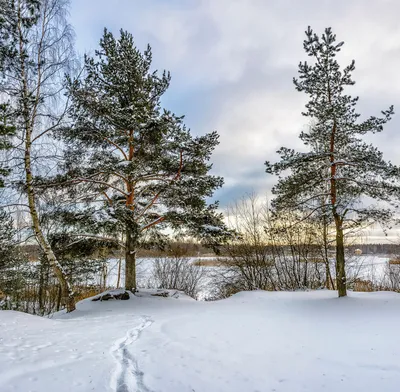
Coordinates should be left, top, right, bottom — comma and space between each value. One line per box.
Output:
38, 258, 44, 314
116, 257, 122, 289
24, 135, 75, 312
56, 284, 62, 312
303, 260, 308, 288
335, 219, 347, 297
322, 215, 334, 290
125, 228, 137, 292
17, 5, 75, 312
325, 261, 334, 290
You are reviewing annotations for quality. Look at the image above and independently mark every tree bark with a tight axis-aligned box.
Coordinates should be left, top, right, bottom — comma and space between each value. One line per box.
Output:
17, 5, 75, 312
56, 284, 62, 312
322, 212, 335, 290
116, 257, 122, 289
24, 126, 75, 312
38, 258, 44, 314
125, 228, 137, 292
15, 1, 75, 312
335, 218, 347, 297
325, 261, 334, 290
327, 85, 346, 297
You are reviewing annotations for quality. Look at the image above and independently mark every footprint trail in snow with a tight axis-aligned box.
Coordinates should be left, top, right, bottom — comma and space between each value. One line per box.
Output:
110, 316, 154, 392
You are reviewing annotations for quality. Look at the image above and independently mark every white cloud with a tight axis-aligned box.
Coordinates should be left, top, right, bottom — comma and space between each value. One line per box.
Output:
69, 0, 400, 229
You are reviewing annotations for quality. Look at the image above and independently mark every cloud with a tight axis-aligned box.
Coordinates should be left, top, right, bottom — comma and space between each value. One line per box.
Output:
69, 0, 400, 230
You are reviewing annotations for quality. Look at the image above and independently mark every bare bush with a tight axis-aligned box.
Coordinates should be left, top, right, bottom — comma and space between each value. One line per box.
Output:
208, 195, 329, 300
148, 257, 206, 300
380, 262, 400, 292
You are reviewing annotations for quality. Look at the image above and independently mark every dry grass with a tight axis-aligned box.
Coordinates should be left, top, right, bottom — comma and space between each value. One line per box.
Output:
389, 259, 400, 265
73, 287, 102, 302
353, 279, 374, 292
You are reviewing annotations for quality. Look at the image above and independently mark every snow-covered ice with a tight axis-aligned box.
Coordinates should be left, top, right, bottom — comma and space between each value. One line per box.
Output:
1, 289, 400, 392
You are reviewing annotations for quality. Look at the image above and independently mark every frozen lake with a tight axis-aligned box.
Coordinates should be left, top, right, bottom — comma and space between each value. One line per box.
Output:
100, 255, 395, 300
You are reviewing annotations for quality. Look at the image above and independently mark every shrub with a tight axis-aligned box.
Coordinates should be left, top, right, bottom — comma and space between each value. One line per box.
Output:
148, 257, 206, 300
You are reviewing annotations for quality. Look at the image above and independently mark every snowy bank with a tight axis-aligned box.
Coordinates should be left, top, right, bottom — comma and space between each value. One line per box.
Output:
1, 290, 400, 391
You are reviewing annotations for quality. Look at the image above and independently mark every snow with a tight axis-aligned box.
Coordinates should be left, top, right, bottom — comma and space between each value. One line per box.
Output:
1, 289, 400, 392
202, 224, 223, 232
346, 255, 389, 281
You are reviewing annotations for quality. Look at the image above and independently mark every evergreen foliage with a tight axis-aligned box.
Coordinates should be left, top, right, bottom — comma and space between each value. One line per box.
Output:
265, 27, 400, 297
52, 29, 228, 289
0, 103, 15, 186
0, 209, 15, 271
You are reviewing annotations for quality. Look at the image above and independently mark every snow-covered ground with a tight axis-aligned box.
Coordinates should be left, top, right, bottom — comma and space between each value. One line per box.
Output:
1, 289, 400, 392
346, 255, 390, 281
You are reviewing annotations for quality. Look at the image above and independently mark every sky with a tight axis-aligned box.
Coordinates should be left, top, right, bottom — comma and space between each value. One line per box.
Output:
69, 0, 400, 241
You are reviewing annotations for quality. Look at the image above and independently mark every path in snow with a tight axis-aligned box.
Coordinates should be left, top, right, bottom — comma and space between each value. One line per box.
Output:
2, 289, 400, 392
110, 316, 154, 392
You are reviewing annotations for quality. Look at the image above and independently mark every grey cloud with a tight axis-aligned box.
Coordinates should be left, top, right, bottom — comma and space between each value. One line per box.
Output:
69, 0, 400, 232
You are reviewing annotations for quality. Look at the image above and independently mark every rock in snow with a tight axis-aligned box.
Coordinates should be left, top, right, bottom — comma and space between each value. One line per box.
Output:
92, 289, 130, 301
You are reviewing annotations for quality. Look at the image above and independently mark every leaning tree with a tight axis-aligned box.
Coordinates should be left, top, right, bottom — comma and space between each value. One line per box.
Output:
52, 29, 227, 291
0, 0, 77, 311
265, 27, 400, 297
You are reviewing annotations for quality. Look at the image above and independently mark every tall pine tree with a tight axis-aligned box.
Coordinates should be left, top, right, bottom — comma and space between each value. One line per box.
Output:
265, 27, 400, 297
55, 29, 227, 291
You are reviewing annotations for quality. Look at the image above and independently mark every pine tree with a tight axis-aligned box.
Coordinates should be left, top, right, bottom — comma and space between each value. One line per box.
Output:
54, 29, 227, 291
265, 27, 400, 297
0, 15, 17, 302
0, 103, 15, 186
0, 0, 17, 185
0, 1, 17, 280
0, 103, 16, 290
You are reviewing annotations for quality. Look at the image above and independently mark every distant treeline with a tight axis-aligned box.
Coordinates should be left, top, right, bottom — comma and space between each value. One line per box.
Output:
19, 242, 216, 262
346, 243, 400, 256
19, 242, 400, 262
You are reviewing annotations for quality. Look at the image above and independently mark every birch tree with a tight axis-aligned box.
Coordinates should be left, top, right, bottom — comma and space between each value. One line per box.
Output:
0, 0, 76, 311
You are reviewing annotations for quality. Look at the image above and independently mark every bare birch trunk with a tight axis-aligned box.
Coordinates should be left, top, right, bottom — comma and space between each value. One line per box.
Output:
17, 1, 75, 312
25, 138, 75, 311
116, 257, 122, 289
